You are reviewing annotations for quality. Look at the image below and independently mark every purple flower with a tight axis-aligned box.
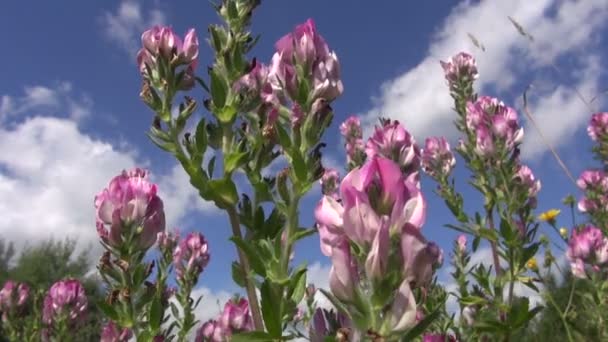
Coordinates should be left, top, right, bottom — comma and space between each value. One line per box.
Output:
423, 333, 457, 342
588, 112, 608, 142
173, 232, 210, 282
42, 279, 88, 327
364, 223, 390, 282
421, 137, 456, 178
100, 321, 132, 342
440, 52, 478, 86
140, 26, 198, 65
314, 195, 345, 256
567, 226, 603, 261
95, 168, 165, 250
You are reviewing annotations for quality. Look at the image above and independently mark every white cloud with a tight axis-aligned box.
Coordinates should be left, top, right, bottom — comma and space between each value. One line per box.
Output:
362, 0, 608, 159
0, 82, 92, 123
0, 100, 214, 260
100, 0, 166, 57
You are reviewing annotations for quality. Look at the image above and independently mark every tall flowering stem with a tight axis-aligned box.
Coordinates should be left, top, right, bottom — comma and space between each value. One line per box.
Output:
138, 0, 343, 338
434, 52, 543, 340
0, 280, 31, 340
95, 168, 167, 339
42, 279, 88, 342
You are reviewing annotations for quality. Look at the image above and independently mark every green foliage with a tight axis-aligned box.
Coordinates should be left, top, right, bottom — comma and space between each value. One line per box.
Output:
0, 238, 104, 341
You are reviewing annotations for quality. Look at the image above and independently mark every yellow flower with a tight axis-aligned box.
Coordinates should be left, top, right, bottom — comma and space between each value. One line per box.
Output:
559, 227, 568, 239
526, 257, 538, 271
538, 209, 561, 223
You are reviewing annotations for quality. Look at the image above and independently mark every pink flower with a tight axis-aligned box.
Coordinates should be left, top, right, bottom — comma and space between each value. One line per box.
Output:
42, 279, 88, 327
401, 226, 440, 287
173, 232, 210, 282
366, 120, 421, 176
365, 223, 390, 282
421, 137, 456, 178
456, 234, 467, 253
137, 26, 199, 80
340, 157, 426, 246
388, 280, 418, 332
440, 52, 478, 86
340, 116, 362, 140
195, 320, 226, 342
234, 60, 277, 107
474, 125, 495, 157
514, 165, 541, 199
95, 168, 166, 250
275, 19, 330, 69
320, 168, 340, 197
157, 230, 179, 254
567, 226, 603, 261
219, 298, 253, 332
314, 196, 345, 256
0, 281, 30, 320
100, 321, 133, 342
329, 240, 358, 301
466, 96, 523, 155
422, 333, 457, 342
271, 19, 343, 103
588, 112, 608, 141
570, 258, 586, 279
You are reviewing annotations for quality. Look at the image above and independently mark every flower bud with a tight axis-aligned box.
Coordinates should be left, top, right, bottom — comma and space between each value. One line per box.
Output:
514, 164, 541, 200
195, 320, 226, 342
320, 168, 340, 197
559, 227, 568, 239
329, 241, 357, 301
456, 234, 467, 254
366, 119, 421, 175
440, 52, 478, 86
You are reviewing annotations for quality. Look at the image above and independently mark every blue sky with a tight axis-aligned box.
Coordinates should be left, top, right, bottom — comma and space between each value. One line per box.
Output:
0, 0, 607, 321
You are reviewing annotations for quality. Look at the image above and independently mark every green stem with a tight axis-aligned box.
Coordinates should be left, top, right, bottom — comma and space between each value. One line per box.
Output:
227, 205, 264, 331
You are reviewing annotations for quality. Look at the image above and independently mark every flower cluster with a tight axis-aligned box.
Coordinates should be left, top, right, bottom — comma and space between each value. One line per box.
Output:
514, 164, 541, 207
440, 52, 478, 89
421, 137, 456, 179
577, 169, 608, 215
315, 120, 440, 336
137, 26, 199, 90
567, 225, 608, 278
195, 298, 253, 342
588, 112, 608, 142
320, 168, 340, 197
42, 279, 88, 327
367, 119, 421, 179
340, 116, 366, 169
173, 232, 211, 282
94, 168, 166, 251
465, 96, 523, 157
0, 281, 30, 321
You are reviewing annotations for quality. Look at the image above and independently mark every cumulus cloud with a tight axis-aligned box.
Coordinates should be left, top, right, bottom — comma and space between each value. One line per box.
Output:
100, 0, 166, 57
362, 0, 608, 160
0, 82, 93, 123
0, 90, 214, 260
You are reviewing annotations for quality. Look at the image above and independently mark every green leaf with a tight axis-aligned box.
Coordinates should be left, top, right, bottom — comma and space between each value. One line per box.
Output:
261, 280, 282, 337
210, 69, 227, 108
401, 305, 442, 341
290, 227, 317, 244
231, 261, 246, 288
290, 268, 307, 303
275, 124, 292, 150
231, 331, 275, 342
208, 178, 239, 207
97, 300, 119, 321
230, 237, 266, 276
195, 119, 208, 155
224, 151, 248, 174
146, 132, 176, 153
149, 295, 163, 332
477, 228, 498, 242
216, 105, 237, 124
291, 149, 308, 184
132, 263, 147, 288
208, 156, 217, 178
